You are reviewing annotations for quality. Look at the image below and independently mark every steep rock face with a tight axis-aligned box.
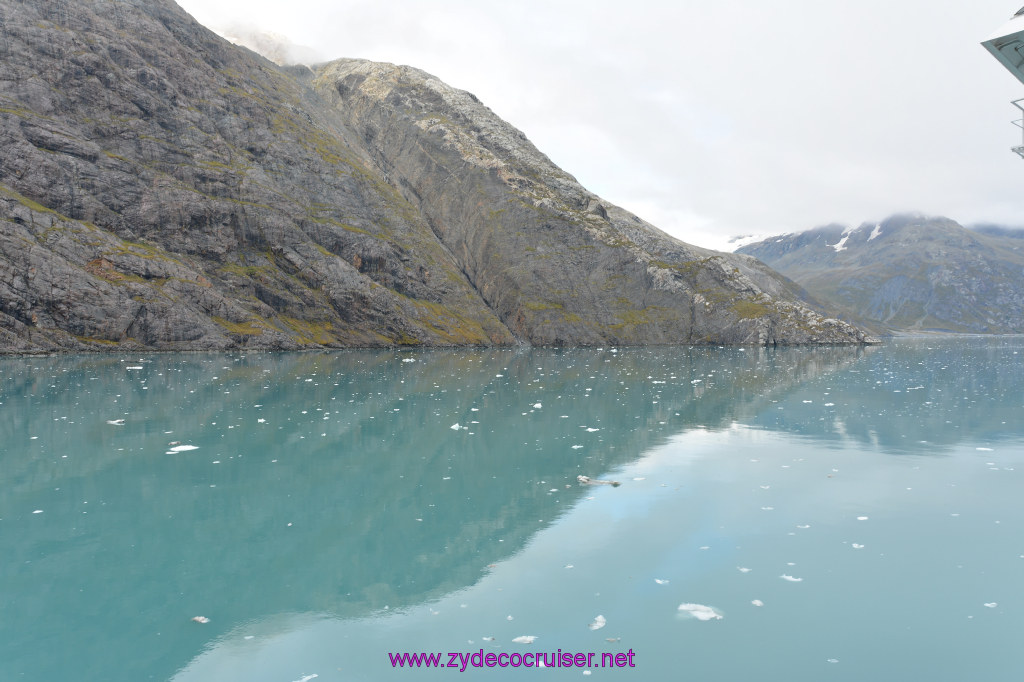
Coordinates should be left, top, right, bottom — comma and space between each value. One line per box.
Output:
309, 59, 871, 346
738, 215, 1024, 333
0, 0, 870, 352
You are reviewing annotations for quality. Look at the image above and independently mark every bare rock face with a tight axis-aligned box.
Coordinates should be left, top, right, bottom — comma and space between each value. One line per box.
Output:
0, 0, 871, 352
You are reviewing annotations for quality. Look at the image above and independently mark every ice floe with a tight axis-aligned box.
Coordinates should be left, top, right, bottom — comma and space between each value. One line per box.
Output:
166, 445, 199, 454
677, 603, 723, 621
751, 600, 764, 607
780, 575, 803, 582
587, 615, 606, 630
512, 635, 537, 644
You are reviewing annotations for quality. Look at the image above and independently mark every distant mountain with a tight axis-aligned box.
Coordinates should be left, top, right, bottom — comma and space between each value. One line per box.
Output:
738, 215, 1024, 333
0, 0, 870, 352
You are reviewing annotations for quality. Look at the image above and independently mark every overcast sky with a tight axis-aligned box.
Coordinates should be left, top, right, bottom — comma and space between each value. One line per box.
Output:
177, 0, 1024, 251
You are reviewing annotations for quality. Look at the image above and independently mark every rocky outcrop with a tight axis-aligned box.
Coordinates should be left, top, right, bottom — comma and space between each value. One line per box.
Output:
0, 0, 871, 352
738, 214, 1024, 333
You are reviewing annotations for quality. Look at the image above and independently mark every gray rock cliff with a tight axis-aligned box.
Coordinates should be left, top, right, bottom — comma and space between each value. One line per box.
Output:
0, 0, 871, 351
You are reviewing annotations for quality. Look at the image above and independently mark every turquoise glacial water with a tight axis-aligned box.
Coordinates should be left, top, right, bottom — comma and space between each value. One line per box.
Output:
1, 337, 1022, 680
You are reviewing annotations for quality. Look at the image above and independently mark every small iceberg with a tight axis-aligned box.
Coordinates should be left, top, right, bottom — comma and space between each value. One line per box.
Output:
780, 574, 803, 582
677, 603, 723, 621
166, 445, 199, 454
512, 635, 537, 644
587, 615, 606, 631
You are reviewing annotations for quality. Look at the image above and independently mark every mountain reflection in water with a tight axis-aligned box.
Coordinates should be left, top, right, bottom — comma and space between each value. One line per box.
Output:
2, 338, 1021, 681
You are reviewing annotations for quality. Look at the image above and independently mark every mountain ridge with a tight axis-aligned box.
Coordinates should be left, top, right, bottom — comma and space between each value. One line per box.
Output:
738, 214, 1024, 334
0, 0, 872, 352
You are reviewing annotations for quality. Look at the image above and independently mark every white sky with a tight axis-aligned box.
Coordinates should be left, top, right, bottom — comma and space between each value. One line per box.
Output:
177, 0, 1024, 251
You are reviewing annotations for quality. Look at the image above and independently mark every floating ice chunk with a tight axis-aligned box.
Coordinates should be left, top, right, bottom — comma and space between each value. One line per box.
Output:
106, 419, 125, 425
977, 447, 994, 452
450, 424, 461, 430
751, 600, 764, 607
565, 564, 574, 569
512, 635, 536, 644
507, 615, 514, 621
587, 615, 606, 630
571, 445, 584, 449
32, 510, 43, 514
677, 603, 723, 621
852, 544, 865, 549
780, 575, 803, 582
166, 445, 199, 453
737, 567, 752, 573
533, 403, 542, 409
654, 578, 669, 585
984, 602, 998, 608
827, 658, 839, 664
401, 358, 416, 363
857, 516, 869, 521
126, 366, 143, 370
761, 506, 774, 511
292, 675, 318, 682
191, 616, 210, 624
796, 525, 811, 529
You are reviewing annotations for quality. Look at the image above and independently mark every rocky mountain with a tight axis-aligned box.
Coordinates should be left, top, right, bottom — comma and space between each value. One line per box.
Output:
0, 0, 871, 352
737, 214, 1024, 333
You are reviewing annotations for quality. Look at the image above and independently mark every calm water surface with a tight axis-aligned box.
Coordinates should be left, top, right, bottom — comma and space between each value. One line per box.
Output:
1, 337, 1022, 680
